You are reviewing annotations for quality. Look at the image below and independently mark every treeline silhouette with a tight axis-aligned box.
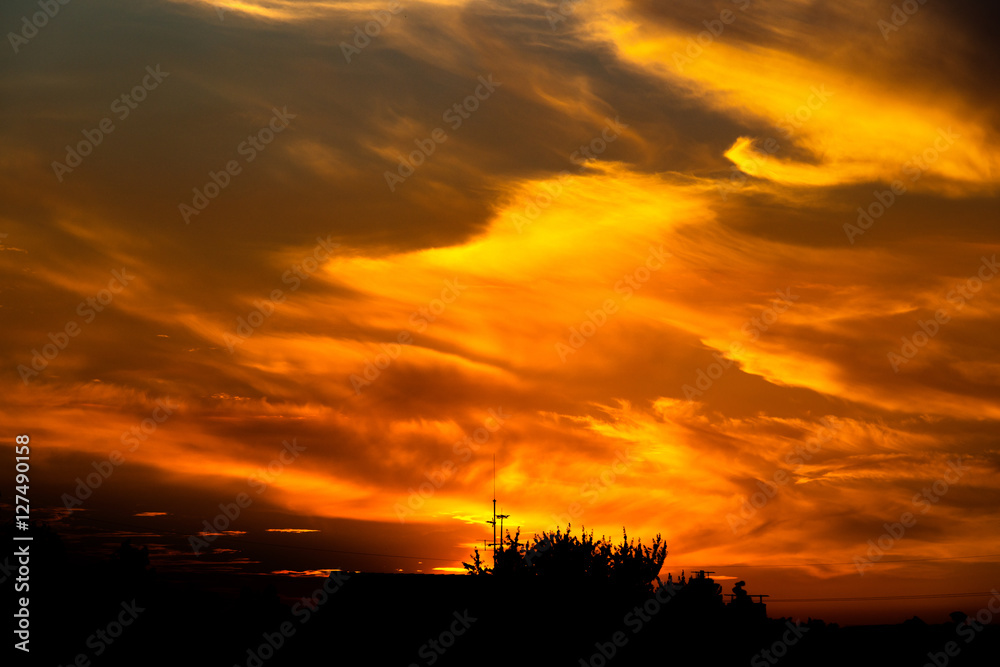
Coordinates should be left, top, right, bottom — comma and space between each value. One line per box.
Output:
465, 526, 666, 592
5, 519, 999, 666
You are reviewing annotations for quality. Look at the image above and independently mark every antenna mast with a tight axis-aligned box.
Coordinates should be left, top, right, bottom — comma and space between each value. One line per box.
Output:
485, 454, 510, 568
487, 455, 496, 564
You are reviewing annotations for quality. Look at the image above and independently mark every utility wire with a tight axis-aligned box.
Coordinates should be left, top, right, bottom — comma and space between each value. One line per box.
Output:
768, 591, 999, 603
67, 516, 1000, 570
73, 515, 458, 562
669, 553, 1000, 568
64, 516, 1000, 604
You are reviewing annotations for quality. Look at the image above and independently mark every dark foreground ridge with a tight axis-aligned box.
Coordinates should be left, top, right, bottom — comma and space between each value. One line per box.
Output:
5, 521, 998, 666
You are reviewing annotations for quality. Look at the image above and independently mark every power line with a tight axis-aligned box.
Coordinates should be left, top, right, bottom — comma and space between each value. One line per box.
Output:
768, 591, 999, 603
668, 553, 1000, 569
64, 516, 1000, 571
73, 515, 458, 562
62, 517, 1000, 604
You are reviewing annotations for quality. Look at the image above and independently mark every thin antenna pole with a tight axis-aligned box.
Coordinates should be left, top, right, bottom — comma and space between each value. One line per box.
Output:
492, 454, 496, 566
483, 453, 510, 571
486, 456, 497, 567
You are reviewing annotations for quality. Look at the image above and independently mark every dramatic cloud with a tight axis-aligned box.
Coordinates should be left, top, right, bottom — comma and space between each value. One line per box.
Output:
2, 0, 998, 624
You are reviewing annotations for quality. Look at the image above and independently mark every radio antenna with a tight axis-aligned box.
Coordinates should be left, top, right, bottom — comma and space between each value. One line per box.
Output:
485, 454, 510, 568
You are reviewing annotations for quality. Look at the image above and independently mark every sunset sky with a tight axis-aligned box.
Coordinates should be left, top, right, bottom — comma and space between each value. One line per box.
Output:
3, 0, 1000, 624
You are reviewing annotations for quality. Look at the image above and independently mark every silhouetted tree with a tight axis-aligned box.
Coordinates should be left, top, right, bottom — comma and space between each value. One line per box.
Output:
463, 545, 490, 575
463, 524, 667, 594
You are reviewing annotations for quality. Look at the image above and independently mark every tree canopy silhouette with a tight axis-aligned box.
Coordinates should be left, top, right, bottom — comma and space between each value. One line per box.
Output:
463, 525, 667, 595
